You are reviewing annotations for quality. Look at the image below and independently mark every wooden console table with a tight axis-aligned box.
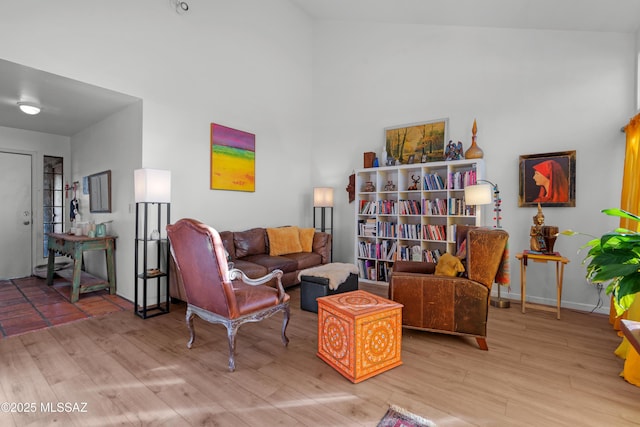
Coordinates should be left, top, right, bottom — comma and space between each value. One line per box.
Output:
515, 251, 569, 320
46, 233, 117, 303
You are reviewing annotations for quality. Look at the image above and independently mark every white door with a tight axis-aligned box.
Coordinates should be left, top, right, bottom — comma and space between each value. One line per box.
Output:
0, 151, 32, 279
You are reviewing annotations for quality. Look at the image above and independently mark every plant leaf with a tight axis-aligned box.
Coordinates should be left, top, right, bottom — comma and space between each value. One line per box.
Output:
602, 208, 640, 222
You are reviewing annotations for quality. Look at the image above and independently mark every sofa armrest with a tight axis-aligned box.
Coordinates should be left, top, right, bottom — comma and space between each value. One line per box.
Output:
312, 232, 332, 264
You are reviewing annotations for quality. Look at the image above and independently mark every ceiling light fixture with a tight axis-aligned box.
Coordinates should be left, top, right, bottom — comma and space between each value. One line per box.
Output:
17, 102, 41, 115
173, 0, 188, 13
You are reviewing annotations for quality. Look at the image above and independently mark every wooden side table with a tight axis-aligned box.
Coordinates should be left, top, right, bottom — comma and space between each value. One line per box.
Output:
46, 233, 117, 303
515, 251, 569, 320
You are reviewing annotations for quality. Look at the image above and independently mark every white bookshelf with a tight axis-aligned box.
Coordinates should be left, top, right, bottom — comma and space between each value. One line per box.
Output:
355, 159, 484, 284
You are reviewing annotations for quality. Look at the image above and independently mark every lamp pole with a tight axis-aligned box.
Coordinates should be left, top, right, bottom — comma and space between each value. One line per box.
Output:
472, 179, 509, 309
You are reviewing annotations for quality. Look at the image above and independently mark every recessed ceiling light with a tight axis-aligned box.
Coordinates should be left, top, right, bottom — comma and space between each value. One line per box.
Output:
17, 102, 41, 115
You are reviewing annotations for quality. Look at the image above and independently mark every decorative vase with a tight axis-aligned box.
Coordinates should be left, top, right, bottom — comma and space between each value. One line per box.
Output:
464, 119, 484, 159
381, 146, 388, 166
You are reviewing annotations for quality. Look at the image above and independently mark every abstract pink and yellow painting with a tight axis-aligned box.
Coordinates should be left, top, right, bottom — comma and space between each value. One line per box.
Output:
210, 123, 255, 192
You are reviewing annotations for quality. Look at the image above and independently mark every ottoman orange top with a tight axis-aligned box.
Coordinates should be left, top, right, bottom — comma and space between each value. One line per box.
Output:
318, 290, 402, 316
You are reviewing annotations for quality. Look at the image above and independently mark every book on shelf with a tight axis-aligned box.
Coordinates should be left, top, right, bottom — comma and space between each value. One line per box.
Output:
400, 199, 421, 215
423, 249, 442, 263
424, 172, 445, 191
448, 170, 477, 190
358, 218, 377, 237
377, 221, 397, 238
423, 198, 448, 215
359, 200, 378, 215
378, 199, 397, 215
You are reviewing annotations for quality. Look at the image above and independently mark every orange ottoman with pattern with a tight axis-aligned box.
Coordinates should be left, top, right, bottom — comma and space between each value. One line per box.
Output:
317, 290, 403, 383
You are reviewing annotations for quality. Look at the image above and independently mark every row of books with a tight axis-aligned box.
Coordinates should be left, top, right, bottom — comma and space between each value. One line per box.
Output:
359, 222, 465, 243
377, 221, 397, 238
358, 218, 377, 236
395, 245, 443, 263
358, 260, 378, 281
361, 198, 475, 217
357, 260, 393, 282
358, 246, 445, 264
398, 199, 421, 215
398, 223, 421, 240
448, 197, 476, 216
424, 198, 448, 215
448, 170, 477, 190
358, 240, 397, 260
424, 172, 446, 190
423, 224, 447, 241
358, 200, 379, 215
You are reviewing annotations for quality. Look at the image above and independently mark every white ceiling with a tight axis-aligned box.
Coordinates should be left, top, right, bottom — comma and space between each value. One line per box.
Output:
1, 1, 638, 137
0, 59, 139, 137
290, 0, 640, 32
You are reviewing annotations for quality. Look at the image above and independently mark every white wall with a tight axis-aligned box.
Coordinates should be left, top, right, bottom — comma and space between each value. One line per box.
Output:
0, 0, 313, 301
70, 102, 142, 301
311, 21, 636, 313
0, 126, 71, 270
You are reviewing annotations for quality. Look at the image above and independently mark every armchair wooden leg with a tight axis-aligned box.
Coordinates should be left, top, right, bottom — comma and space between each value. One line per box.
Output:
227, 324, 239, 372
186, 309, 196, 349
281, 305, 290, 346
476, 337, 489, 351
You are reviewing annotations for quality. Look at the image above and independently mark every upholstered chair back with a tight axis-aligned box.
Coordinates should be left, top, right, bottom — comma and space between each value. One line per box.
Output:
167, 218, 239, 318
465, 228, 509, 289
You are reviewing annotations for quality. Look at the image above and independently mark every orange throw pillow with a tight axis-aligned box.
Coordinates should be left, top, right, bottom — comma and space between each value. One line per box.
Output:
267, 226, 302, 256
435, 253, 465, 277
298, 228, 315, 252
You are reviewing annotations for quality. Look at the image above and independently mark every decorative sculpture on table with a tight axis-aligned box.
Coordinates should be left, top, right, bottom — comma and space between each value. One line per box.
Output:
529, 203, 559, 253
530, 203, 547, 252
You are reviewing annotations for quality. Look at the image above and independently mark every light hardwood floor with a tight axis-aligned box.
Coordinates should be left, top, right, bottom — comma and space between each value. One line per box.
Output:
1, 283, 639, 426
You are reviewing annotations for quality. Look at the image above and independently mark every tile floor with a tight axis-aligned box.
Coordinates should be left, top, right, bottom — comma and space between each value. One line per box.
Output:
0, 275, 134, 339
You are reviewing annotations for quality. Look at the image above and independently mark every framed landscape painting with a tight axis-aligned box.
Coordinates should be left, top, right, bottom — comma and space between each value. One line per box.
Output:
210, 123, 255, 192
384, 118, 448, 164
518, 150, 576, 207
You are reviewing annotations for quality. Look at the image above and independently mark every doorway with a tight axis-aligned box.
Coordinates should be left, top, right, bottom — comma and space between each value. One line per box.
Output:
0, 151, 32, 279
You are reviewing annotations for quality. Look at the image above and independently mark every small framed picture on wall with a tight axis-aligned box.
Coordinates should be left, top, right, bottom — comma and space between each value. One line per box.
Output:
518, 150, 576, 207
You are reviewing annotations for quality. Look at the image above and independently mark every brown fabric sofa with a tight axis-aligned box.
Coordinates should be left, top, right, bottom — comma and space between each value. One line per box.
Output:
388, 227, 508, 350
170, 226, 331, 301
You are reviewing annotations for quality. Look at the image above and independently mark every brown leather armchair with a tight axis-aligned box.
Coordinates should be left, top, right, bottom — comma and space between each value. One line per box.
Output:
389, 227, 508, 350
166, 218, 290, 371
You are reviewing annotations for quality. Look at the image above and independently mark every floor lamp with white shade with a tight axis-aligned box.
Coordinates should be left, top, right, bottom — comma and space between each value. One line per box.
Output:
464, 180, 509, 308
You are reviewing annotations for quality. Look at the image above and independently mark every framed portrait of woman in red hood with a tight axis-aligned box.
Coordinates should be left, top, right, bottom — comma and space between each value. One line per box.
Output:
519, 150, 576, 207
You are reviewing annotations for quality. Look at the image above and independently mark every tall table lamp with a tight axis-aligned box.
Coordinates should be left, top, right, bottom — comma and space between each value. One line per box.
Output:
313, 187, 334, 262
464, 180, 509, 308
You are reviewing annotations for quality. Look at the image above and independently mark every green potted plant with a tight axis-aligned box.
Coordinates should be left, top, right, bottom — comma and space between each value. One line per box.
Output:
562, 208, 640, 315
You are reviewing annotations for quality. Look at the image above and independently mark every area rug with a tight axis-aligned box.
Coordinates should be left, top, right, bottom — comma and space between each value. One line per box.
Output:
377, 405, 437, 427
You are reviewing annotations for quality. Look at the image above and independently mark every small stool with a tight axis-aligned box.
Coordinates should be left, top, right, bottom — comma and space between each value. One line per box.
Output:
300, 272, 358, 313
